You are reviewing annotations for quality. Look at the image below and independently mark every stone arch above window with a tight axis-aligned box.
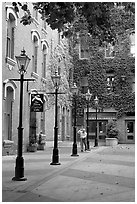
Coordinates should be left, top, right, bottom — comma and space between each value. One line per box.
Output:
31, 30, 41, 45
6, 6, 18, 26
3, 79, 17, 101
41, 39, 49, 53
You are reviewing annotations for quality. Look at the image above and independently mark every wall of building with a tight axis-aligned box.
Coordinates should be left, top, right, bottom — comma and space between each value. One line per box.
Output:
70, 22, 135, 144
2, 2, 73, 155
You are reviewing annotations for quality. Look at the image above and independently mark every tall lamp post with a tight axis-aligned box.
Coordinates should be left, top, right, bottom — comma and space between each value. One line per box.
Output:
71, 83, 79, 156
12, 49, 31, 181
85, 89, 92, 150
50, 71, 61, 165
94, 96, 99, 147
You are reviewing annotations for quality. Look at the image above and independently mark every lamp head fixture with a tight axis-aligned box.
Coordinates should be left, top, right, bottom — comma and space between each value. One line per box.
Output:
94, 95, 99, 106
71, 83, 78, 95
15, 48, 31, 74
51, 70, 61, 89
121, 75, 126, 81
85, 89, 92, 101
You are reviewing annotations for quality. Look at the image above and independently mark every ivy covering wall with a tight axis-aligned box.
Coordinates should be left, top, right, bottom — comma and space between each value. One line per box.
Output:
70, 28, 135, 118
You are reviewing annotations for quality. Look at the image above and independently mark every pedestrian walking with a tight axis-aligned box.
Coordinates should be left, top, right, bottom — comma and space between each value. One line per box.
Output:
78, 127, 87, 152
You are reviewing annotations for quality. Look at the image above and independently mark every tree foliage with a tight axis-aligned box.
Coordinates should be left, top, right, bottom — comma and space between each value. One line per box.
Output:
12, 2, 135, 44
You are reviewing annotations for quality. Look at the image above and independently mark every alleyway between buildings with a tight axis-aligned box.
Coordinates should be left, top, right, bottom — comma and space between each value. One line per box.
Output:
2, 142, 135, 202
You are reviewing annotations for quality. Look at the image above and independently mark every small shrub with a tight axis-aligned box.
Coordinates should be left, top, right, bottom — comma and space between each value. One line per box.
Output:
106, 120, 119, 139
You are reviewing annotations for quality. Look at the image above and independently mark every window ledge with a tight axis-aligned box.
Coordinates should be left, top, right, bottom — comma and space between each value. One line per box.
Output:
32, 17, 39, 27
42, 27, 48, 36
41, 77, 47, 84
105, 56, 115, 59
79, 57, 89, 60
31, 72, 39, 79
6, 57, 16, 70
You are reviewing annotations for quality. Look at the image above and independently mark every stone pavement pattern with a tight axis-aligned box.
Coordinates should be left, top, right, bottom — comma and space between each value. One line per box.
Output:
2, 142, 135, 202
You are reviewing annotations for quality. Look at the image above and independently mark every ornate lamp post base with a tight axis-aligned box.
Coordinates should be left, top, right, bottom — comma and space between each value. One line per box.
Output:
94, 138, 98, 147
12, 177, 27, 181
50, 148, 61, 165
71, 143, 79, 156
12, 156, 27, 181
50, 162, 61, 165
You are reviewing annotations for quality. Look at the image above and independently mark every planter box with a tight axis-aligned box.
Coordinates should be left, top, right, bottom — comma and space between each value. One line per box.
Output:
105, 138, 118, 146
37, 144, 45, 150
27, 145, 37, 152
2, 140, 16, 155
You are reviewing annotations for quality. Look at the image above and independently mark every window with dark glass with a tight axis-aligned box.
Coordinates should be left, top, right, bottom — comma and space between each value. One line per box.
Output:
33, 8, 38, 20
79, 35, 89, 59
32, 36, 38, 73
90, 121, 96, 133
81, 76, 88, 94
106, 75, 114, 92
34, 46, 38, 73
6, 14, 15, 59
99, 121, 107, 134
127, 122, 134, 133
42, 47, 47, 78
105, 43, 115, 58
43, 20, 46, 30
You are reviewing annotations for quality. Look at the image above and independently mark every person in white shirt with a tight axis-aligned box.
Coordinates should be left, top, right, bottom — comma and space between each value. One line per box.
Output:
78, 127, 87, 152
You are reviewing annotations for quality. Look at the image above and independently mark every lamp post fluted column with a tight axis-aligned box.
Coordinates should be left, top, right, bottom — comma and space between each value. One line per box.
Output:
85, 89, 92, 150
50, 71, 61, 165
71, 83, 79, 156
50, 86, 60, 165
12, 49, 32, 181
86, 101, 90, 150
94, 96, 99, 147
12, 74, 26, 181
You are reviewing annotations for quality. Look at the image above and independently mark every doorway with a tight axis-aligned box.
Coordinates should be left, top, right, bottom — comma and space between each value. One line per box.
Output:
89, 120, 107, 141
29, 111, 37, 142
5, 86, 13, 140
126, 121, 135, 143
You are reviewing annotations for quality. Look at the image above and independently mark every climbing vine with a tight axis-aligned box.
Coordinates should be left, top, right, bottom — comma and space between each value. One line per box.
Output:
70, 8, 135, 118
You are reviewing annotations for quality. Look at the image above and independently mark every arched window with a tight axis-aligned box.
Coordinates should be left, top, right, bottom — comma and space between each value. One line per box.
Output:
6, 7, 17, 60
79, 34, 89, 59
31, 30, 40, 73
105, 43, 115, 58
3, 79, 17, 101
41, 40, 49, 78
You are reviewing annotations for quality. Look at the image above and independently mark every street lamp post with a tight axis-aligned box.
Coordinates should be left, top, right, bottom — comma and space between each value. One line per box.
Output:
94, 96, 99, 147
50, 71, 61, 165
71, 83, 79, 156
85, 89, 92, 150
12, 49, 31, 181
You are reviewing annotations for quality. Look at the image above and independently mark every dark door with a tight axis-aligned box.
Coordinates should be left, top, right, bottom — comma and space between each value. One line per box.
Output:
5, 87, 13, 140
29, 111, 37, 142
89, 120, 107, 141
98, 121, 107, 140
126, 121, 135, 143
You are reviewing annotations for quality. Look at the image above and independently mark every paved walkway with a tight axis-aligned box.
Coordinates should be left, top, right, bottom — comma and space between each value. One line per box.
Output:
2, 142, 135, 202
